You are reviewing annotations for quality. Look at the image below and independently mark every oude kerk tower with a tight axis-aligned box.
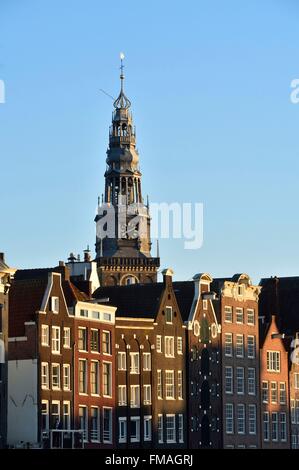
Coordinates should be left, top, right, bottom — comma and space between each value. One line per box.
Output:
95, 57, 160, 286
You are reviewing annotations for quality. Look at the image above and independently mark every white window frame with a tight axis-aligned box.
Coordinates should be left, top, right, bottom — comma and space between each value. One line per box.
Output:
50, 296, 59, 314
165, 370, 175, 400
263, 412, 270, 442
63, 327, 71, 349
267, 351, 281, 372
225, 366, 233, 394
102, 330, 111, 355
78, 405, 88, 442
143, 384, 152, 405
177, 370, 183, 399
262, 381, 269, 403
41, 325, 49, 347
178, 414, 184, 443
248, 368, 256, 396
90, 406, 100, 442
177, 337, 183, 355
236, 367, 245, 395
224, 333, 233, 357
272, 412, 278, 442
237, 404, 245, 435
130, 416, 140, 443
41, 400, 49, 432
157, 369, 163, 399
41, 362, 49, 390
279, 382, 286, 405
156, 335, 162, 353
63, 401, 71, 431
103, 361, 112, 397
294, 372, 299, 390
90, 329, 100, 353
225, 403, 234, 434
224, 306, 232, 323
247, 309, 255, 326
118, 417, 127, 443
143, 352, 151, 371
118, 385, 127, 406
166, 414, 176, 443
118, 351, 127, 371
130, 352, 140, 374
165, 336, 175, 358
248, 405, 256, 435
236, 334, 244, 358
130, 384, 140, 408
51, 363, 60, 390
51, 326, 60, 354
144, 415, 152, 441
90, 360, 100, 396
247, 335, 255, 359
63, 364, 71, 391
78, 327, 87, 352
51, 400, 60, 429
78, 359, 87, 394
236, 307, 244, 324
165, 306, 173, 324
271, 381, 278, 404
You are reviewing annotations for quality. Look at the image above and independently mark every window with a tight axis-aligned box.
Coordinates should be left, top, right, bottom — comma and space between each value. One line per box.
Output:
103, 362, 112, 397
247, 309, 255, 325
91, 329, 100, 352
143, 353, 151, 371
63, 327, 71, 349
225, 366, 233, 394
158, 415, 163, 443
291, 399, 296, 424
144, 416, 152, 441
51, 364, 60, 390
118, 417, 127, 443
51, 401, 60, 429
103, 312, 112, 321
130, 385, 140, 408
247, 336, 255, 358
41, 325, 49, 346
236, 367, 245, 395
118, 385, 127, 406
262, 381, 269, 403
248, 368, 256, 395
280, 413, 287, 442
225, 404, 234, 434
166, 306, 173, 323
224, 333, 233, 357
178, 414, 184, 443
130, 352, 140, 374
50, 296, 59, 313
279, 382, 286, 404
130, 417, 140, 442
248, 405, 256, 435
165, 337, 175, 358
295, 373, 299, 389
143, 385, 151, 405
41, 401, 49, 432
90, 361, 100, 395
156, 335, 162, 353
203, 299, 208, 310
118, 352, 126, 371
224, 306, 232, 323
63, 364, 71, 391
92, 311, 100, 320
41, 362, 49, 389
78, 328, 87, 352
166, 415, 176, 443
79, 406, 88, 441
78, 360, 87, 394
102, 331, 111, 355
263, 412, 270, 441
267, 351, 280, 372
237, 284, 243, 296
91, 407, 100, 441
272, 412, 278, 441
236, 335, 244, 358
80, 309, 88, 317
177, 337, 183, 354
236, 308, 244, 324
157, 370, 163, 399
63, 401, 71, 430
237, 404, 245, 434
177, 371, 183, 399
103, 408, 112, 443
271, 382, 277, 403
51, 326, 60, 354
296, 400, 299, 424
165, 370, 175, 399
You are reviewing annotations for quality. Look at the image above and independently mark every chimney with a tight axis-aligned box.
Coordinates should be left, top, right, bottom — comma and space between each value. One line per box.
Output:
162, 268, 174, 287
84, 246, 91, 262
0, 253, 4, 263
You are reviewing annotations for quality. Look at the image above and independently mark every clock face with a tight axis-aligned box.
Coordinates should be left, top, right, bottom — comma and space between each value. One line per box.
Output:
193, 320, 200, 337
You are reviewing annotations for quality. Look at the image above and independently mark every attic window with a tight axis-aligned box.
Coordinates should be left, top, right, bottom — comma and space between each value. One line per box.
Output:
166, 306, 173, 324
50, 297, 59, 314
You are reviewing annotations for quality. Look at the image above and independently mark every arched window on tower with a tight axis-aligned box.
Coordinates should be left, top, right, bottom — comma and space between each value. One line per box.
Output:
122, 124, 127, 136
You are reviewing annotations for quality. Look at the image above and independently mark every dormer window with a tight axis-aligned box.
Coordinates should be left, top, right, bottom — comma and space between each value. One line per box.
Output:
238, 285, 243, 296
166, 306, 173, 324
50, 297, 59, 314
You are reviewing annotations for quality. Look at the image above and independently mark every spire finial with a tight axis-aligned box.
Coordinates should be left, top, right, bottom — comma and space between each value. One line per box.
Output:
113, 52, 131, 109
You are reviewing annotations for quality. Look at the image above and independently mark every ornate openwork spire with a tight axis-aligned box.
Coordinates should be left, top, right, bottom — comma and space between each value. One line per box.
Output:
113, 52, 131, 109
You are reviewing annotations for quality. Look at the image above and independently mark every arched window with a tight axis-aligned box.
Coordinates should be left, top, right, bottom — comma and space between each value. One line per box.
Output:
200, 318, 210, 344
201, 348, 210, 375
201, 380, 210, 410
122, 275, 138, 286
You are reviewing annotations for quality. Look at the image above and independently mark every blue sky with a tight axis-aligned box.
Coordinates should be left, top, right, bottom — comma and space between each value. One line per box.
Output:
1, 0, 299, 283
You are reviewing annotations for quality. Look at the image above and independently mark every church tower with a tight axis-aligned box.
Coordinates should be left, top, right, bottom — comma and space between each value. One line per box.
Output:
95, 55, 160, 286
